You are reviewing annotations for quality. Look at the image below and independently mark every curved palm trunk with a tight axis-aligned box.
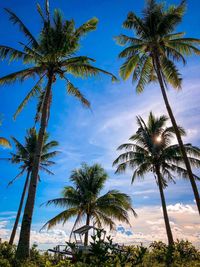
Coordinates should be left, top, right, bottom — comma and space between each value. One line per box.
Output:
84, 214, 90, 246
9, 170, 30, 245
16, 71, 54, 259
155, 166, 174, 246
154, 56, 200, 215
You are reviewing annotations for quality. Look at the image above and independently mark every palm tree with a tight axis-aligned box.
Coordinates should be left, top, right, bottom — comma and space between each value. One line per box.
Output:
0, 1, 116, 258
113, 112, 200, 246
116, 0, 200, 213
42, 163, 136, 246
3, 128, 59, 245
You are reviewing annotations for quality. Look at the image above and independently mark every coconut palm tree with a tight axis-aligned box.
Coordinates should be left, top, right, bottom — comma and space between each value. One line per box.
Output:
42, 163, 136, 246
3, 128, 58, 245
116, 0, 200, 213
0, 1, 116, 258
113, 113, 200, 245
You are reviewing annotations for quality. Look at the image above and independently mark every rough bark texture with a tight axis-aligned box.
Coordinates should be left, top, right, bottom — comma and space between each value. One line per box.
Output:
16, 71, 53, 259
154, 56, 200, 214
9, 170, 30, 245
155, 166, 174, 246
84, 214, 90, 246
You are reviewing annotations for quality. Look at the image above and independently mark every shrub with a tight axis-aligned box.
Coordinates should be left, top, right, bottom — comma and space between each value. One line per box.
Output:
0, 258, 11, 267
0, 242, 16, 262
0, 239, 199, 266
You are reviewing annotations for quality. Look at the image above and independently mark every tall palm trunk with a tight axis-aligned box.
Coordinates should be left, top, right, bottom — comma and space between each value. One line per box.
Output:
84, 214, 90, 246
9, 170, 31, 245
155, 165, 174, 246
154, 56, 200, 215
16, 71, 54, 259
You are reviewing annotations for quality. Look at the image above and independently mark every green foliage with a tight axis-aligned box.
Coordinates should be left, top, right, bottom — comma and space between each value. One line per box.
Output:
68, 230, 148, 266
148, 240, 200, 266
42, 163, 135, 240
174, 239, 200, 261
0, 242, 16, 262
113, 112, 200, 184
116, 0, 200, 91
0, 239, 199, 266
0, 258, 11, 267
0, 2, 116, 120
8, 128, 59, 186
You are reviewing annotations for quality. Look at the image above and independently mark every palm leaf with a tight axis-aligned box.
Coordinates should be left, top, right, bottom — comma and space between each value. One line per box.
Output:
11, 137, 28, 155
66, 79, 90, 108
0, 67, 43, 85
160, 57, 182, 89
0, 137, 11, 148
136, 57, 153, 93
0, 45, 32, 62
120, 55, 140, 80
41, 208, 79, 230
13, 77, 44, 120
40, 151, 60, 161
115, 34, 143, 46
4, 8, 39, 48
66, 64, 118, 82
39, 166, 54, 175
75, 18, 98, 37
8, 168, 26, 186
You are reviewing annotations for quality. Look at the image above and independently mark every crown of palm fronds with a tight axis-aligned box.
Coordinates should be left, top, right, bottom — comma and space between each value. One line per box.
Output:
116, 0, 200, 93
6, 128, 59, 186
0, 1, 117, 120
42, 163, 136, 232
113, 112, 200, 186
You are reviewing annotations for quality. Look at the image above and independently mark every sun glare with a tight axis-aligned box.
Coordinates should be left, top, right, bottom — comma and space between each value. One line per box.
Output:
156, 136, 162, 143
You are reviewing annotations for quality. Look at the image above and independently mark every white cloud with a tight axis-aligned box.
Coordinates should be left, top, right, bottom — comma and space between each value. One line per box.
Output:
112, 203, 200, 247
167, 203, 197, 214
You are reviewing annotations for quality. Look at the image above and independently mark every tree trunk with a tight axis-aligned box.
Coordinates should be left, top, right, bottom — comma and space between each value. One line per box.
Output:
9, 170, 30, 245
154, 56, 200, 214
84, 214, 90, 246
16, 71, 54, 259
155, 166, 174, 246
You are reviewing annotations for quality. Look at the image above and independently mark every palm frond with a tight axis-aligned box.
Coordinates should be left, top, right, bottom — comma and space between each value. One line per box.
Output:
160, 57, 182, 89
0, 45, 32, 62
167, 40, 200, 56
123, 12, 148, 39
39, 166, 54, 175
94, 211, 116, 230
0, 67, 43, 85
61, 56, 95, 67
41, 151, 60, 161
8, 168, 26, 186
11, 137, 28, 155
136, 57, 153, 93
0, 137, 11, 148
66, 64, 118, 82
4, 8, 39, 48
120, 55, 140, 80
75, 18, 98, 37
115, 34, 143, 46
13, 77, 44, 120
66, 79, 90, 108
41, 208, 79, 230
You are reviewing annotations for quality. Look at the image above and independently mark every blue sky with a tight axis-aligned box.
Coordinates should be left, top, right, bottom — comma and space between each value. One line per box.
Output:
0, 0, 200, 247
